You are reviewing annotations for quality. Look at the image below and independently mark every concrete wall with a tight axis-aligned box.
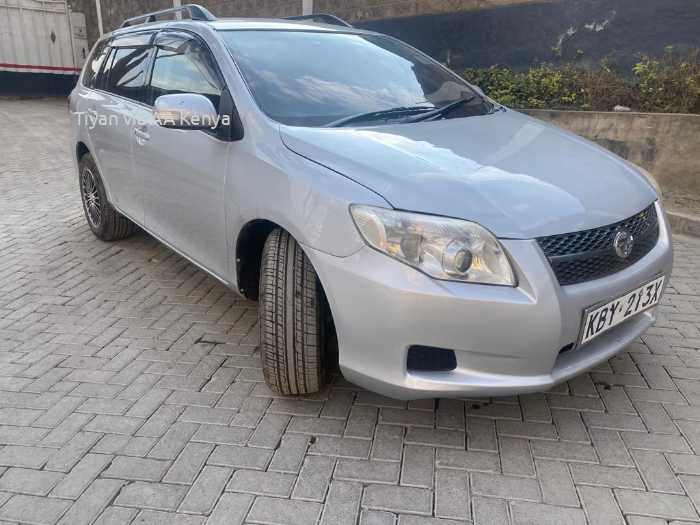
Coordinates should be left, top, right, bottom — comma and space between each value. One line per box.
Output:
524, 109, 700, 198
72, 0, 700, 71
315, 0, 554, 22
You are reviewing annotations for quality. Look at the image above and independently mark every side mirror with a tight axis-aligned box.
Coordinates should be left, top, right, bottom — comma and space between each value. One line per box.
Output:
154, 93, 219, 130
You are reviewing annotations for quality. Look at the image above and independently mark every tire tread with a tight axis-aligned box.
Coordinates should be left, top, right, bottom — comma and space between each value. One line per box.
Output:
259, 229, 324, 395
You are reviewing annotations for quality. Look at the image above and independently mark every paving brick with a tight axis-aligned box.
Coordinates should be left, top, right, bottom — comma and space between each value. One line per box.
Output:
345, 405, 378, 439
44, 432, 102, 473
551, 409, 589, 442
631, 449, 683, 493
178, 466, 231, 514
570, 463, 644, 489
57, 479, 125, 525
472, 495, 509, 525
496, 420, 557, 440
248, 413, 290, 448
536, 459, 578, 507
310, 436, 372, 459
530, 441, 598, 463
471, 472, 541, 502
0, 446, 53, 469
363, 484, 433, 516
114, 481, 188, 511
226, 469, 294, 497
404, 427, 464, 449
678, 474, 700, 516
0, 468, 64, 496
372, 425, 404, 461
268, 434, 309, 474
247, 496, 323, 525
51, 453, 113, 500
500, 437, 534, 477
148, 422, 198, 460
207, 444, 272, 470
466, 417, 498, 452
191, 424, 251, 445
589, 428, 634, 467
308, 471, 362, 518
288, 416, 346, 437
163, 442, 214, 484
621, 432, 691, 453
436, 399, 466, 429
0, 494, 72, 524
435, 469, 469, 520
510, 501, 586, 525
131, 509, 205, 524
292, 455, 334, 501
206, 492, 253, 525
103, 456, 170, 482
380, 408, 434, 427
84, 415, 143, 436
614, 489, 698, 520
360, 509, 396, 525
578, 486, 624, 525
400, 445, 434, 488
93, 506, 138, 525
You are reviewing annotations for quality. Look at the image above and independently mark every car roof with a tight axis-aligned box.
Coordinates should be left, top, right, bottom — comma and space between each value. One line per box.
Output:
108, 17, 376, 39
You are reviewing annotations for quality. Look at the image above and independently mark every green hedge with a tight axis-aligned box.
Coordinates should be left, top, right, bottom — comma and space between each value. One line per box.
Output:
461, 47, 700, 114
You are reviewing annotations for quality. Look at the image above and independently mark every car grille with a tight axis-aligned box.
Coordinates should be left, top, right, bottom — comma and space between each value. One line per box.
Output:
536, 204, 659, 286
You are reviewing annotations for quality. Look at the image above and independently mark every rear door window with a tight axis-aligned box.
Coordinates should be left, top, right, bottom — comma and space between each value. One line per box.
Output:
103, 46, 153, 103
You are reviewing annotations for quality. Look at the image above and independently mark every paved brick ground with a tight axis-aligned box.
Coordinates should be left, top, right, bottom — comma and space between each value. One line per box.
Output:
2, 98, 700, 524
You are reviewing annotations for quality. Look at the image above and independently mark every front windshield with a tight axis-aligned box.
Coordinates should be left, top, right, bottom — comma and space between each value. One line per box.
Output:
220, 30, 491, 127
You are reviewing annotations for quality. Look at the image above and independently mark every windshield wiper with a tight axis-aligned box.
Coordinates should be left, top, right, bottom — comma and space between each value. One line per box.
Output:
325, 105, 435, 128
401, 95, 484, 123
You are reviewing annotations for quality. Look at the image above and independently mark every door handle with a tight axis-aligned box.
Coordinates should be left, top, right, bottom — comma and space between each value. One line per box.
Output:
134, 126, 150, 143
86, 108, 98, 119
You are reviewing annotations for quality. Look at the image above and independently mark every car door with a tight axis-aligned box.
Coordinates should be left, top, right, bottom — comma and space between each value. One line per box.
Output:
89, 33, 154, 224
133, 31, 230, 278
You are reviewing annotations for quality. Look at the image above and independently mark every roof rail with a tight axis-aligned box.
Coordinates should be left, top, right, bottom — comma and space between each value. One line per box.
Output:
120, 4, 216, 28
285, 13, 353, 28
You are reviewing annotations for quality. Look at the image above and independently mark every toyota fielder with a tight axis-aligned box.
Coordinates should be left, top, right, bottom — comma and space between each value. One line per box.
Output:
70, 7, 673, 399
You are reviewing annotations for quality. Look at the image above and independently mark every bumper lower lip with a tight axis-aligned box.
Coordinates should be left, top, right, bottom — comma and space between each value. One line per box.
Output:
305, 202, 673, 400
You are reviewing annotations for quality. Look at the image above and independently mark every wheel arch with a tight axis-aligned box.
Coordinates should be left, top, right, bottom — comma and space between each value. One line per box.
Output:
235, 219, 280, 300
76, 141, 90, 162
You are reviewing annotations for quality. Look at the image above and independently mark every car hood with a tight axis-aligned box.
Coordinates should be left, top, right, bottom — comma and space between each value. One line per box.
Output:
279, 110, 657, 239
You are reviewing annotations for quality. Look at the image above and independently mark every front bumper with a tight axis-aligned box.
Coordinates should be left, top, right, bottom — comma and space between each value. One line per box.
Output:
305, 202, 673, 400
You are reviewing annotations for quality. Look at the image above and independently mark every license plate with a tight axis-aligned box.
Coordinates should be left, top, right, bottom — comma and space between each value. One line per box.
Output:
579, 275, 665, 345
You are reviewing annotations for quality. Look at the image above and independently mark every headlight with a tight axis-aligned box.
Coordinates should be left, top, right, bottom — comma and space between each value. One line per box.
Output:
636, 165, 662, 198
350, 205, 516, 286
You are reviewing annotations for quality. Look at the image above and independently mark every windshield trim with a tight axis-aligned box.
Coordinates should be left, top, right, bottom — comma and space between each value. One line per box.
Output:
217, 28, 490, 128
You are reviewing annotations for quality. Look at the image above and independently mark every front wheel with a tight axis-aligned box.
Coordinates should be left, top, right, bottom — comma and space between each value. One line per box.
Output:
259, 228, 327, 395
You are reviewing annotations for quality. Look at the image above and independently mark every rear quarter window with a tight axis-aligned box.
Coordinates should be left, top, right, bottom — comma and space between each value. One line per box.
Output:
82, 40, 109, 88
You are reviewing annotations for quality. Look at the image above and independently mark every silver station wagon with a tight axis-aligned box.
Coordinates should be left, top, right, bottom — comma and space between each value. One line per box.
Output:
70, 5, 673, 400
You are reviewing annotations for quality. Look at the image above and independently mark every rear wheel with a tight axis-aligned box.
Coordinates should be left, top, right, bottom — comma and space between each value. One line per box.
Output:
78, 153, 135, 241
259, 228, 327, 395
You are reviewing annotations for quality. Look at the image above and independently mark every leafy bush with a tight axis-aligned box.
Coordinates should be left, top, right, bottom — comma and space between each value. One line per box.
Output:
462, 47, 700, 114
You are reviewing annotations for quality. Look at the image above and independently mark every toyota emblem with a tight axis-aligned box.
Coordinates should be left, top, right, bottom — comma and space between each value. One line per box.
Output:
613, 230, 635, 259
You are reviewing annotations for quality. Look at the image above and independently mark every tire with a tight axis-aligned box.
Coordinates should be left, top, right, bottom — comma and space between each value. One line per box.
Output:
259, 228, 327, 395
78, 152, 135, 241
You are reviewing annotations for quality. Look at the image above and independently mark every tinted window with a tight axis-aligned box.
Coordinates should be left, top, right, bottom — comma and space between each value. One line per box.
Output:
149, 35, 222, 108
221, 31, 488, 127
104, 47, 151, 102
82, 40, 109, 88
96, 47, 116, 89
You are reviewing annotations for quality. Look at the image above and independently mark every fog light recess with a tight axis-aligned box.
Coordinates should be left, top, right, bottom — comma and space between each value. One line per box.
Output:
407, 346, 457, 372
